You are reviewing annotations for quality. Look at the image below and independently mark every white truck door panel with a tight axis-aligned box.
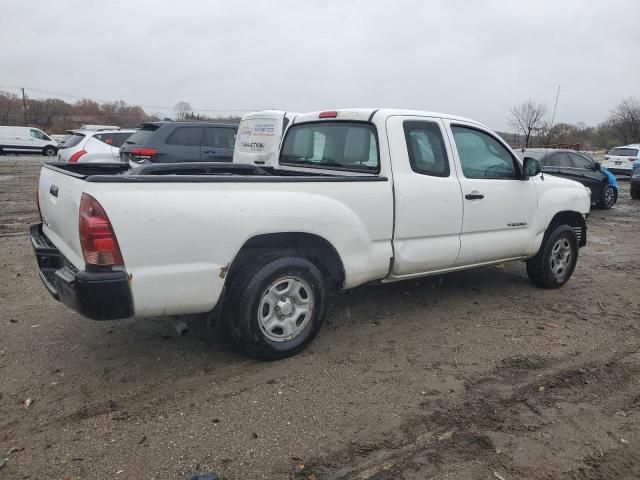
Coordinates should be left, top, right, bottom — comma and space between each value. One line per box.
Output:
386, 116, 463, 276
445, 121, 538, 266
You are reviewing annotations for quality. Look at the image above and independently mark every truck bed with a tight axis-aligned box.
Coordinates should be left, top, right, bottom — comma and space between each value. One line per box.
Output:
43, 162, 387, 183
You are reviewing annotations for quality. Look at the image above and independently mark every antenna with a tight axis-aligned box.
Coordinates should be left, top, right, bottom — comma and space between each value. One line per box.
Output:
545, 85, 561, 147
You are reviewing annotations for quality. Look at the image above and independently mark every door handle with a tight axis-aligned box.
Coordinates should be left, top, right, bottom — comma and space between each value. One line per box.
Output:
465, 191, 484, 200
50, 185, 59, 197
203, 149, 217, 154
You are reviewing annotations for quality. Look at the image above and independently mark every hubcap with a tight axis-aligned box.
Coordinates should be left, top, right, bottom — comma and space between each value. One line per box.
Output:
258, 276, 314, 342
550, 237, 573, 280
604, 187, 615, 207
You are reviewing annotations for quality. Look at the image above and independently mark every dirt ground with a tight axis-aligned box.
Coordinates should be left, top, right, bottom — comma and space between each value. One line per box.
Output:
1, 155, 639, 480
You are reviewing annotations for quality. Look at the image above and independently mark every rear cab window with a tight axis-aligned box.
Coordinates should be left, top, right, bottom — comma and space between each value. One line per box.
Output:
280, 121, 379, 173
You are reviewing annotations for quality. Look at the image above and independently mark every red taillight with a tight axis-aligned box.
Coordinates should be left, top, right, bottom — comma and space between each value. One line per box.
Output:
79, 193, 123, 266
319, 111, 338, 118
130, 147, 158, 160
69, 150, 87, 163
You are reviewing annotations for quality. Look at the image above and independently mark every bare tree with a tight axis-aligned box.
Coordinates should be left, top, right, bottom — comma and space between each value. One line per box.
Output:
507, 99, 549, 148
606, 97, 640, 145
174, 101, 192, 121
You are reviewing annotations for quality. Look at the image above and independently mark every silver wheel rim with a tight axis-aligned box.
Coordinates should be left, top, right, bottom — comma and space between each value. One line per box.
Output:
604, 187, 615, 207
45, 148, 55, 156
258, 276, 314, 342
550, 237, 573, 280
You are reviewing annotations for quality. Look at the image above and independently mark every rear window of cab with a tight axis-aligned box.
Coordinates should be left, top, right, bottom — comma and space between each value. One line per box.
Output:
280, 122, 379, 173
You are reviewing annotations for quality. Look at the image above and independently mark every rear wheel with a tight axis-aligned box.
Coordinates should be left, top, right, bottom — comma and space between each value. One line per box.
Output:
227, 255, 327, 360
526, 224, 578, 289
631, 188, 640, 200
42, 146, 56, 157
596, 185, 617, 209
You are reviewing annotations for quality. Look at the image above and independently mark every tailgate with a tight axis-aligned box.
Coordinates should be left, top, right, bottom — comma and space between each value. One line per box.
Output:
38, 165, 86, 269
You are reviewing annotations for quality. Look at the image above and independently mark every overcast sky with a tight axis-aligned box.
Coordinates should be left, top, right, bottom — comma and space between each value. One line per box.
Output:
1, 0, 638, 130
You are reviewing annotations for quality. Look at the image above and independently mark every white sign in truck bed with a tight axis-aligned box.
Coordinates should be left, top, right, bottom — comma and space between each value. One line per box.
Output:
32, 108, 590, 359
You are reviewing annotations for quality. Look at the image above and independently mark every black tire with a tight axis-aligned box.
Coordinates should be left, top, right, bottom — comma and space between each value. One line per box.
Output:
631, 188, 640, 200
227, 255, 326, 360
595, 185, 617, 209
526, 224, 578, 289
42, 146, 56, 157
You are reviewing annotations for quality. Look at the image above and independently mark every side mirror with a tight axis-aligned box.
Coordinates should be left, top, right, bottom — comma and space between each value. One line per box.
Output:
523, 157, 542, 178
593, 161, 601, 171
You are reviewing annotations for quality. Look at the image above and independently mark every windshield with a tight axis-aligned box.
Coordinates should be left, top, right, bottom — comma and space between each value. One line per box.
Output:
608, 148, 638, 157
280, 122, 379, 172
58, 133, 85, 149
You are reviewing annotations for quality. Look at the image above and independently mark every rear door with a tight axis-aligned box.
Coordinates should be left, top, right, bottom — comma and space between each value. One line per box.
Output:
201, 127, 236, 162
386, 115, 463, 276
446, 121, 538, 266
162, 126, 203, 162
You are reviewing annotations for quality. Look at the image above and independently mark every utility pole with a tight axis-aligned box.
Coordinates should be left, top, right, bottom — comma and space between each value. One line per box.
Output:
21, 87, 28, 126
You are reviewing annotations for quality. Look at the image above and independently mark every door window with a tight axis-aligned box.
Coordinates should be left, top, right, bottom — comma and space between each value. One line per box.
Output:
569, 152, 593, 169
403, 121, 449, 177
203, 127, 237, 148
451, 126, 517, 179
30, 129, 45, 140
546, 152, 572, 167
166, 127, 203, 146
94, 133, 116, 146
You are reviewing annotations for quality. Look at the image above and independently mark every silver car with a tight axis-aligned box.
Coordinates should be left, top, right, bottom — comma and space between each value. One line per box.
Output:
57, 128, 135, 163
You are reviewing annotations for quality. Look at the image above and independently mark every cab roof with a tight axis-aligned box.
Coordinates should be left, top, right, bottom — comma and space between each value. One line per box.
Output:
292, 108, 486, 128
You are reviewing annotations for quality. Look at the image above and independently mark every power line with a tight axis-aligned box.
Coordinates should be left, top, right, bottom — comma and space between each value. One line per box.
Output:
0, 86, 256, 113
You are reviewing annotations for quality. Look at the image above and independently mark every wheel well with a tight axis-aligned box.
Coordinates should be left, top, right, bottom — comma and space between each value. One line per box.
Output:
548, 211, 586, 247
226, 233, 346, 290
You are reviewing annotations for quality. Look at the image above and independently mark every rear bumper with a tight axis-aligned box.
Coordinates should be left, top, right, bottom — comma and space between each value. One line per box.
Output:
30, 224, 134, 320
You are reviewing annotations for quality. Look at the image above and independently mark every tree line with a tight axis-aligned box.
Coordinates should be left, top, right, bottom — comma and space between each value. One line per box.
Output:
0, 92, 241, 133
505, 97, 640, 150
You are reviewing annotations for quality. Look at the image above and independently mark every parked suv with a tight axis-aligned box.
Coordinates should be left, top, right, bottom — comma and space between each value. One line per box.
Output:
602, 144, 640, 176
120, 121, 238, 167
57, 128, 135, 163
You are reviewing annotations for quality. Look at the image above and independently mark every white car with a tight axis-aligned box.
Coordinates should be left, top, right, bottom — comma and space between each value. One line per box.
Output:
0, 126, 58, 156
233, 110, 298, 166
32, 108, 590, 359
57, 128, 135, 163
602, 144, 640, 175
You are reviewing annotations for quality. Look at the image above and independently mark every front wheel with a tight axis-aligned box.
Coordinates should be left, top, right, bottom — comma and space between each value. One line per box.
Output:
228, 256, 327, 360
42, 146, 56, 157
596, 186, 617, 209
526, 224, 578, 289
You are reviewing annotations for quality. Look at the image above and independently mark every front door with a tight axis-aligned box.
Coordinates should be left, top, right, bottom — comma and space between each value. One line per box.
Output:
446, 122, 538, 266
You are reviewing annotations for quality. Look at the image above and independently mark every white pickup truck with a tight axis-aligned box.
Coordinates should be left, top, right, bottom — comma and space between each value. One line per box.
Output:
32, 108, 590, 359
